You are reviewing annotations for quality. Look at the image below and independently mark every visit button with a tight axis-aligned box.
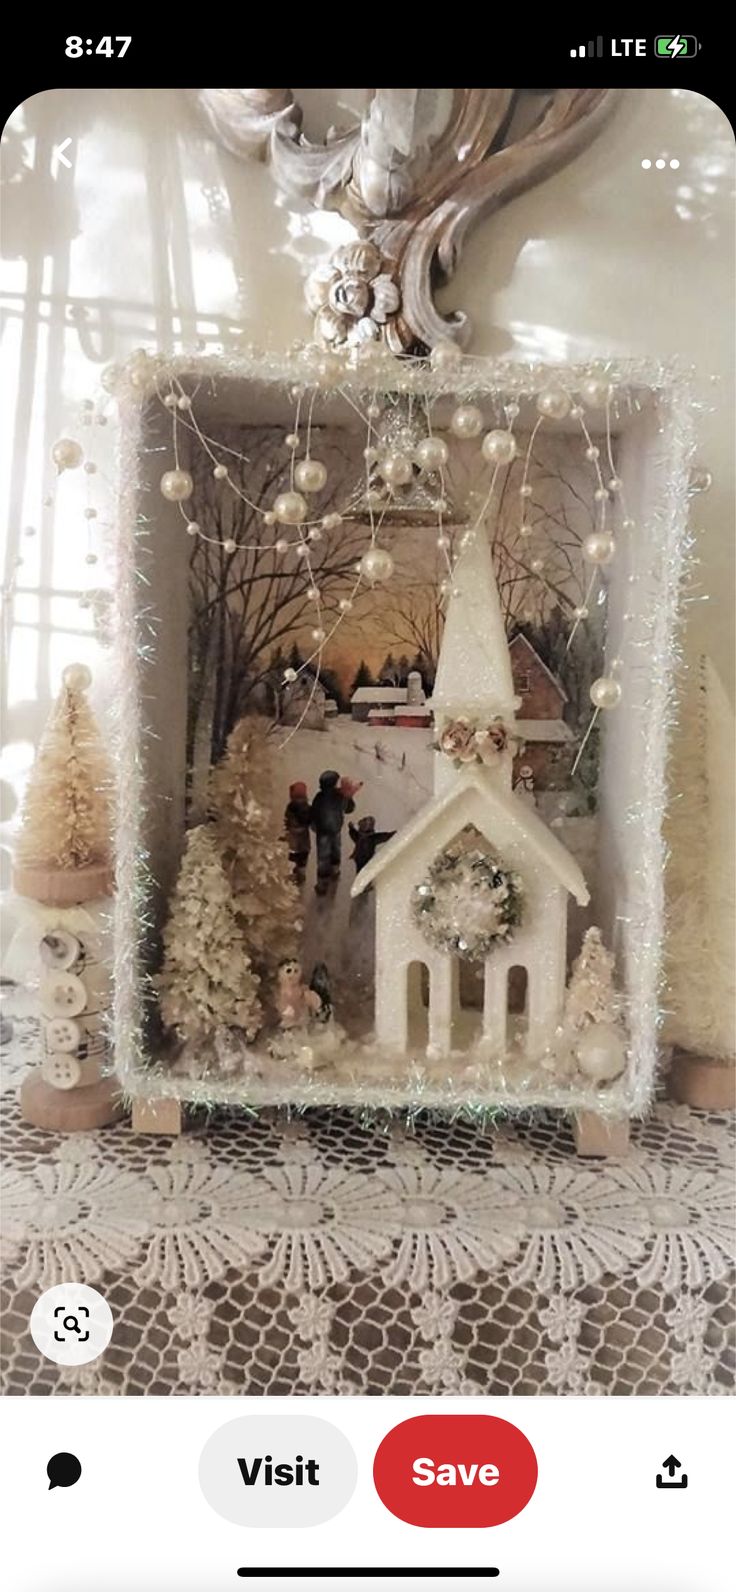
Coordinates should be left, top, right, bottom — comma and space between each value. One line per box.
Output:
373, 1415, 538, 1528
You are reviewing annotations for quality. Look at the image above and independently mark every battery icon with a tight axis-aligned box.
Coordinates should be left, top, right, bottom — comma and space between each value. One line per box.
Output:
655, 34, 699, 57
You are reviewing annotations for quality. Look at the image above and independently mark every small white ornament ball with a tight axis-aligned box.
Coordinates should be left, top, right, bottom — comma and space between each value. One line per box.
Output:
307, 585, 319, 601
164, 393, 177, 408
223, 539, 237, 553
429, 337, 462, 372
213, 463, 229, 480
283, 667, 298, 683
186, 522, 200, 537
285, 432, 300, 448
482, 429, 517, 466
581, 377, 611, 408
450, 404, 483, 440
52, 438, 83, 474
536, 387, 571, 421
622, 517, 635, 531
360, 546, 395, 585
308, 527, 322, 542
608, 476, 622, 492
63, 662, 92, 692
100, 364, 122, 394
380, 453, 414, 488
519, 483, 533, 498
583, 532, 616, 565
295, 542, 309, 558
339, 598, 353, 612
83, 507, 97, 520
322, 512, 342, 530
573, 604, 589, 620
593, 487, 610, 503
274, 491, 308, 525
294, 458, 328, 494
530, 556, 545, 575
520, 523, 533, 539
570, 404, 584, 419
275, 538, 289, 554
585, 445, 600, 461
312, 627, 326, 643
590, 676, 622, 710
415, 436, 449, 471
177, 395, 192, 411
84, 461, 97, 475
160, 468, 193, 502
263, 510, 277, 526
576, 1022, 626, 1082
85, 553, 98, 565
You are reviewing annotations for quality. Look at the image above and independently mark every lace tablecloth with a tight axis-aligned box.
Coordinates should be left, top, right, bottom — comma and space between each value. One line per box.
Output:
1, 1017, 733, 1397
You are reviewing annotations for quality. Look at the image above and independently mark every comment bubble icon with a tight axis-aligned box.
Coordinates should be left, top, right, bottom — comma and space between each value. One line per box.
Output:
47, 1453, 82, 1490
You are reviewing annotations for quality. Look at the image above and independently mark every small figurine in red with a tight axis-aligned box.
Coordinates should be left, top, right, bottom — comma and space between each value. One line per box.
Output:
283, 780, 312, 883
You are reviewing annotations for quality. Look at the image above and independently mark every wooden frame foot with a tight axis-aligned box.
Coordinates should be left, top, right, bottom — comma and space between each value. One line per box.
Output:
131, 1097, 183, 1135
669, 1050, 736, 1111
573, 1110, 630, 1157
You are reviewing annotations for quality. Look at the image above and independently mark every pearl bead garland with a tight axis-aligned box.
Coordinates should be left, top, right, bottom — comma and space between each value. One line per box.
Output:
52, 438, 83, 473
415, 436, 449, 471
450, 404, 483, 440
590, 676, 622, 710
294, 458, 328, 493
379, 453, 414, 488
274, 491, 307, 525
583, 532, 616, 566
536, 387, 571, 421
160, 469, 193, 502
481, 429, 517, 466
360, 546, 395, 585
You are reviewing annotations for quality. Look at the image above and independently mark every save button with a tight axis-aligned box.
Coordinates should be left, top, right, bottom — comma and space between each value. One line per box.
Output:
373, 1415, 537, 1527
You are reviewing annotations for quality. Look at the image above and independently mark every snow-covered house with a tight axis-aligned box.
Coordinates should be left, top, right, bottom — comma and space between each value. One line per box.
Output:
351, 531, 589, 1060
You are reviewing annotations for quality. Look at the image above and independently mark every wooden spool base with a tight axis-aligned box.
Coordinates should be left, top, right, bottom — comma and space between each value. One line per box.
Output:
669, 1050, 736, 1112
20, 1069, 125, 1131
573, 1110, 630, 1157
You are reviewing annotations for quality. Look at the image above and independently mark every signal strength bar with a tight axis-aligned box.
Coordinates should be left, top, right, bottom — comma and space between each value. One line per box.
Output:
570, 37, 604, 57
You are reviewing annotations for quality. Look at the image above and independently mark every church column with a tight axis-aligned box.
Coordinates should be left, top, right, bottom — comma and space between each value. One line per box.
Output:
483, 957, 508, 1055
526, 887, 567, 1055
428, 956, 454, 1055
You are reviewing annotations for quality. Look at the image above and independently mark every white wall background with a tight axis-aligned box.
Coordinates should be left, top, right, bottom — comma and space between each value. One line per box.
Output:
1, 86, 734, 968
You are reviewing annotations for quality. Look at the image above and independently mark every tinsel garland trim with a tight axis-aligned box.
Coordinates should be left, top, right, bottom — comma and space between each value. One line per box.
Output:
108, 348, 696, 1118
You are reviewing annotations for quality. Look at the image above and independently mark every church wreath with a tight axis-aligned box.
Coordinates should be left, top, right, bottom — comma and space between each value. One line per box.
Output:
411, 843, 523, 961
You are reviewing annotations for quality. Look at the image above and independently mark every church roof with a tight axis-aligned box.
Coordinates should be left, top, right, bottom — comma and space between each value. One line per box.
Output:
510, 633, 568, 703
432, 531, 517, 722
350, 763, 589, 904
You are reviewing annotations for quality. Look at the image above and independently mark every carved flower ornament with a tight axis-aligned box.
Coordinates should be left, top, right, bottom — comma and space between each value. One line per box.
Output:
306, 241, 400, 347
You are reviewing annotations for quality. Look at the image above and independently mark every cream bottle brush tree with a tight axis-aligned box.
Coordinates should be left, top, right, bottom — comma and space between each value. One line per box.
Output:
207, 716, 301, 980
14, 661, 113, 901
158, 824, 263, 1045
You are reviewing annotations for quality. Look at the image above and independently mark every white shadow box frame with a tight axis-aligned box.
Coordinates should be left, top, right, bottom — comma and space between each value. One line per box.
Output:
110, 351, 695, 1121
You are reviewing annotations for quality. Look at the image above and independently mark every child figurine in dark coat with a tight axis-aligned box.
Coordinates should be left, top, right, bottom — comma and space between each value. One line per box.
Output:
348, 814, 395, 873
310, 770, 360, 894
283, 781, 311, 882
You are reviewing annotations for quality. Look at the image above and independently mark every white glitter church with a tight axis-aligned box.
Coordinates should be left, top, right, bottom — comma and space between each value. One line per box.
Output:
351, 529, 589, 1062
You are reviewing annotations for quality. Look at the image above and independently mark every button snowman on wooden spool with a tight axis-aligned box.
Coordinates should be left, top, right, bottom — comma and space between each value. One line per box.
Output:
11, 663, 124, 1130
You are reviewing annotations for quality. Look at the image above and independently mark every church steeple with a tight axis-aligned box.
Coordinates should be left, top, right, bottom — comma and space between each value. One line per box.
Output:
432, 529, 517, 795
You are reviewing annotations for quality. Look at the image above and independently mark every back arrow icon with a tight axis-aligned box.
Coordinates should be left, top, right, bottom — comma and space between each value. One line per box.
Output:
54, 139, 73, 170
